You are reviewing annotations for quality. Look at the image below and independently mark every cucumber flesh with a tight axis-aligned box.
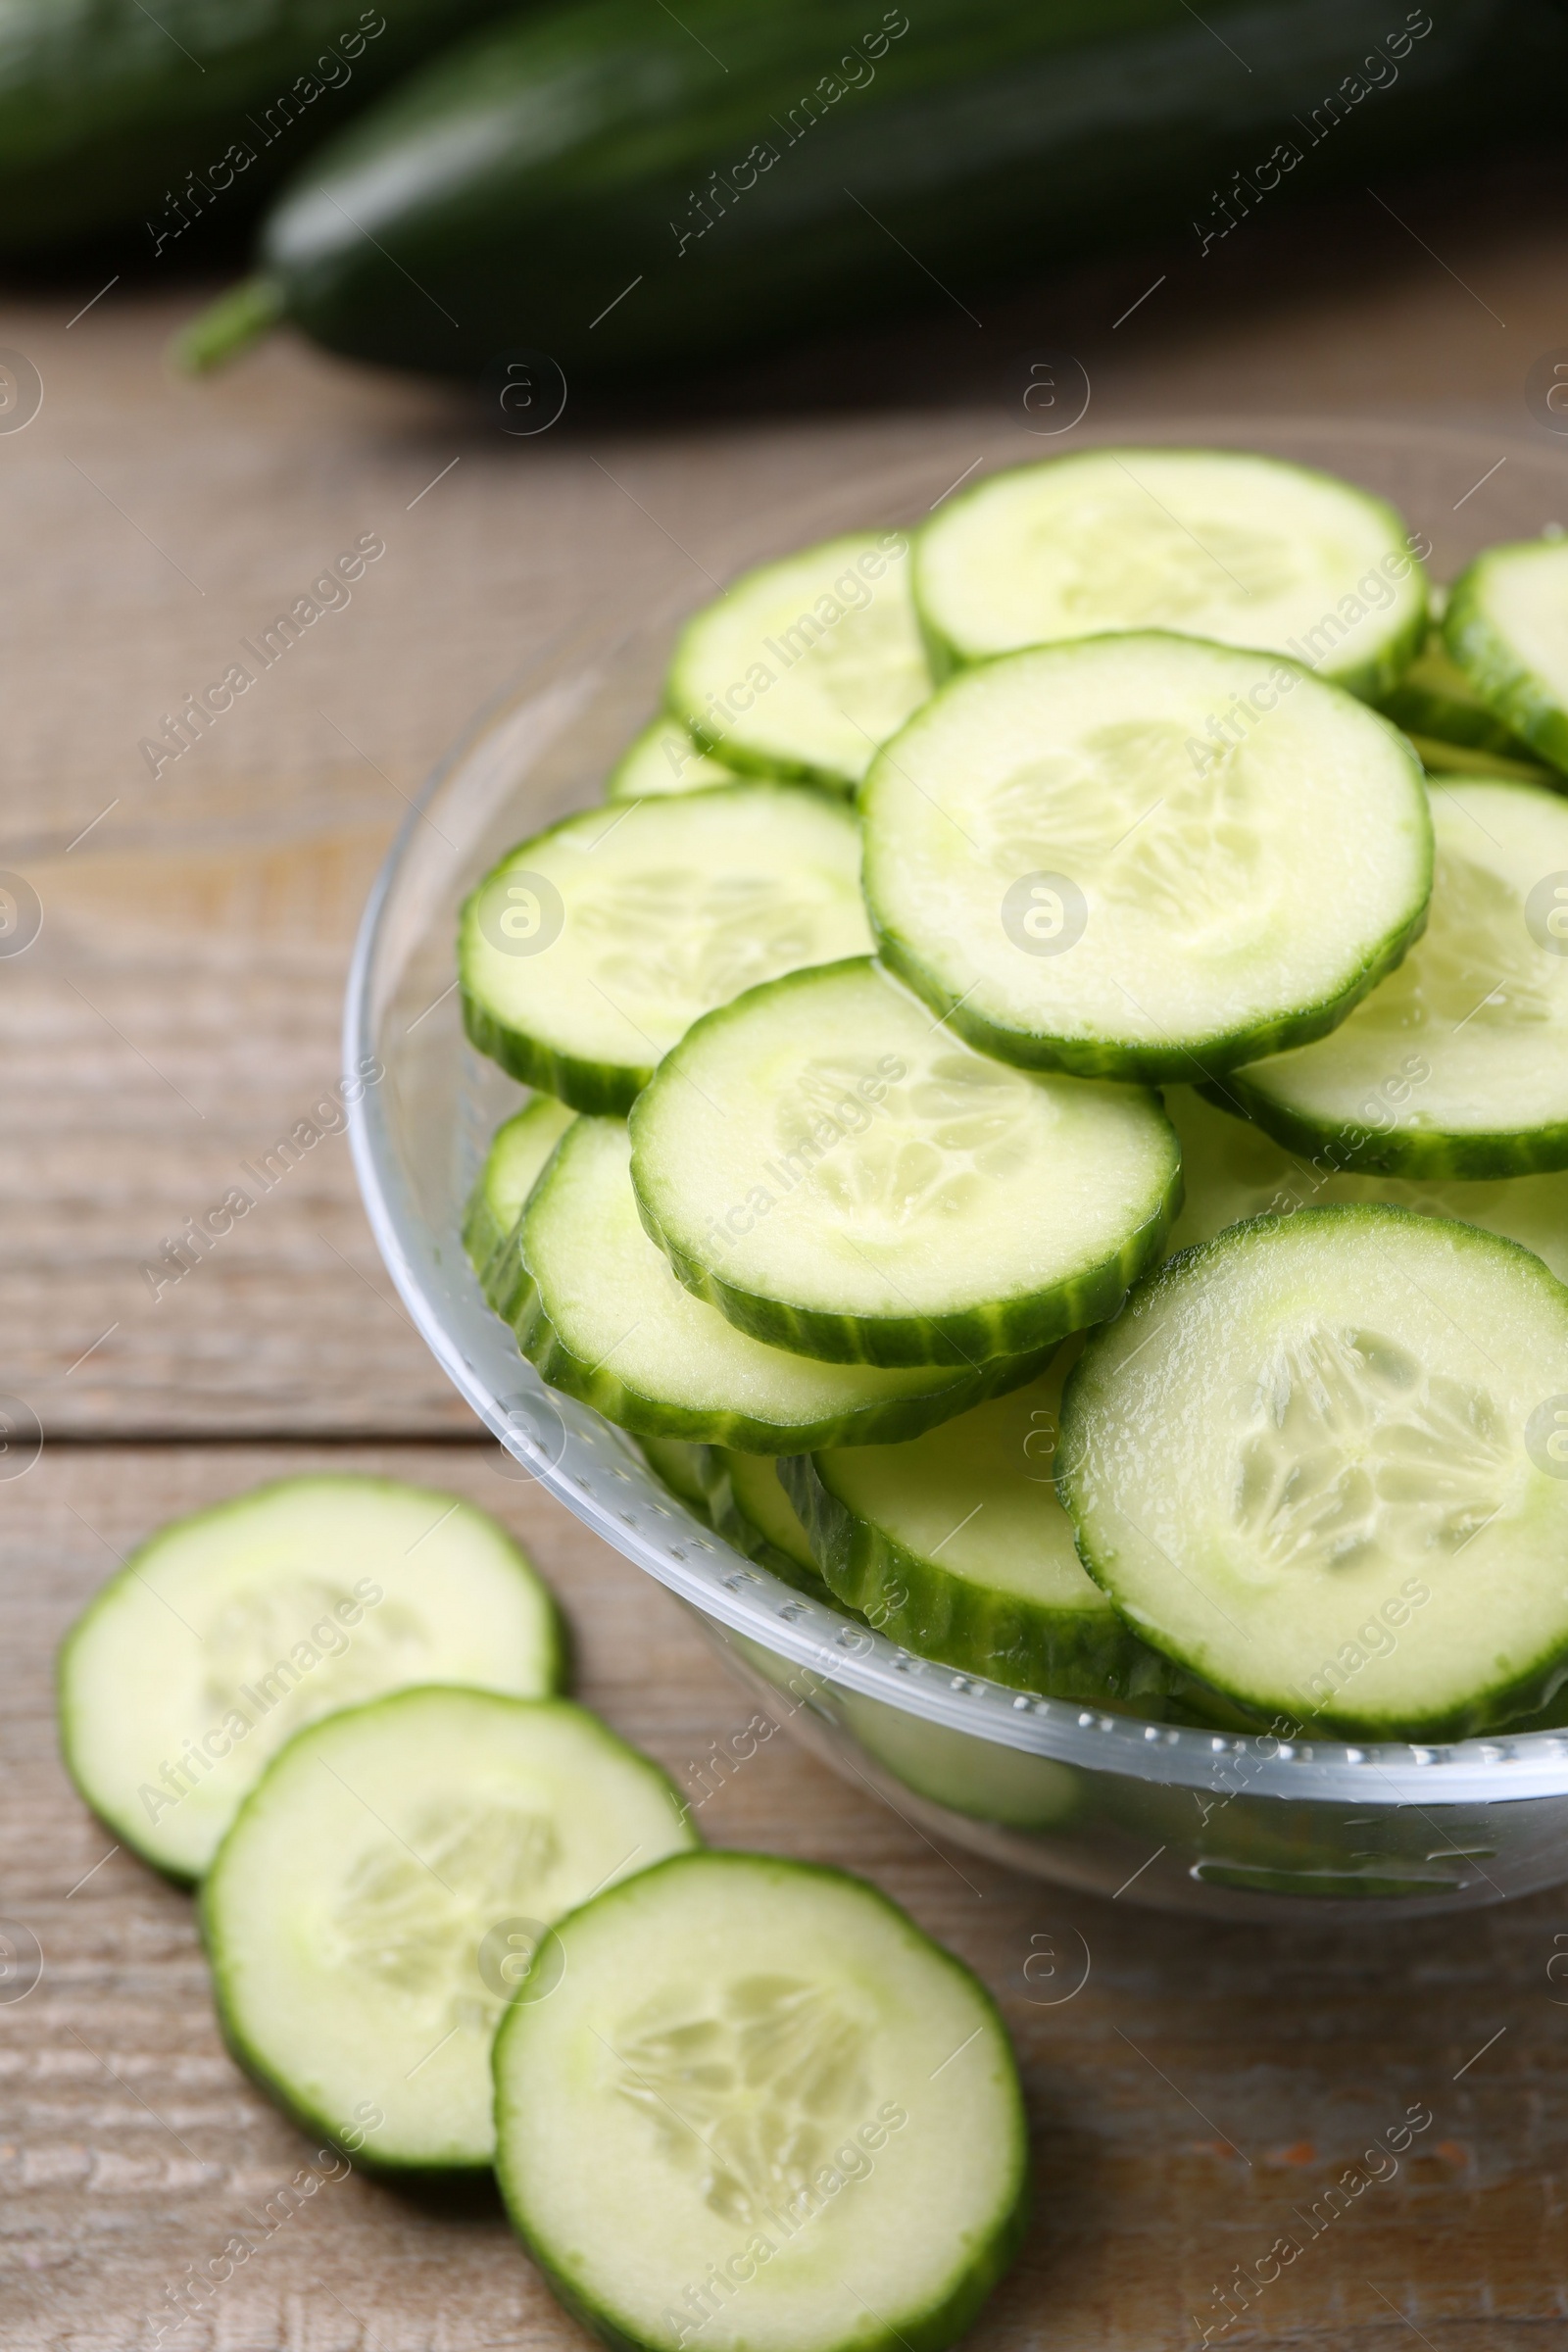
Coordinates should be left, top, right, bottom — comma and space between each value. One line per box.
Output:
203, 1690, 696, 2170
461, 784, 872, 1114
1215, 778, 1568, 1178
914, 447, 1427, 695
519, 1117, 1053, 1452
464, 1096, 577, 1318
837, 1692, 1081, 1831
1409, 733, 1557, 785
492, 1851, 1028, 2352
782, 1351, 1171, 1706
699, 1449, 836, 1602
638, 1436, 713, 1517
58, 1477, 564, 1882
1060, 1205, 1568, 1739
1445, 537, 1568, 774
1379, 628, 1537, 761
630, 956, 1180, 1367
608, 717, 739, 801
666, 532, 930, 794
861, 633, 1433, 1084
1165, 1082, 1568, 1287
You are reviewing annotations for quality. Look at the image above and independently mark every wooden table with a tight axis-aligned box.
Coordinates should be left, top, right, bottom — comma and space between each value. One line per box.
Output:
6, 147, 1568, 2349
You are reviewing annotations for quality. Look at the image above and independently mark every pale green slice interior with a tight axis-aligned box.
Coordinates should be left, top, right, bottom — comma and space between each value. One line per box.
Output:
608, 716, 739, 800
638, 1435, 712, 1513
205, 1691, 694, 2167
1229, 778, 1568, 1148
915, 446, 1425, 684
1382, 622, 1530, 754
1165, 1083, 1568, 1282
463, 784, 872, 1080
860, 635, 1432, 1066
1452, 538, 1568, 740
721, 1450, 818, 1574
1396, 629, 1483, 716
839, 1693, 1079, 1830
819, 1356, 1104, 1616
525, 1119, 1003, 1443
61, 1478, 562, 1879
632, 958, 1177, 1326
466, 1096, 577, 1286
1411, 734, 1555, 784
474, 1098, 576, 1235
494, 1854, 1024, 2352
1062, 1207, 1568, 1732
667, 531, 931, 789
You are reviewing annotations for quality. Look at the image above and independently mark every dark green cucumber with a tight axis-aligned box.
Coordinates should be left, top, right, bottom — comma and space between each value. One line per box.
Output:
187, 0, 1568, 378
0, 0, 514, 258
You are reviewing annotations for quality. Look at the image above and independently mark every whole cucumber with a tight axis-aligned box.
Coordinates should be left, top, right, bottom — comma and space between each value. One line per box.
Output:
0, 0, 517, 256
193, 0, 1568, 381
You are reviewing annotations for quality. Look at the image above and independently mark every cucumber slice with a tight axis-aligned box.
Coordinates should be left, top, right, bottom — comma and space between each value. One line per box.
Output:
461, 784, 873, 1113
638, 1435, 713, 1517
517, 1117, 1052, 1452
58, 1478, 564, 1882
492, 1851, 1027, 2352
1059, 1205, 1568, 1740
1409, 733, 1556, 785
864, 635, 1439, 1082
1165, 1081, 1568, 1285
608, 717, 739, 802
861, 634, 1433, 1084
1213, 777, 1568, 1178
1380, 628, 1537, 762
1445, 537, 1568, 774
204, 1689, 696, 2171
838, 1693, 1080, 1831
464, 1096, 577, 1318
781, 1353, 1170, 1705
699, 1449, 835, 1602
665, 531, 931, 794
631, 957, 1179, 1367
914, 447, 1427, 695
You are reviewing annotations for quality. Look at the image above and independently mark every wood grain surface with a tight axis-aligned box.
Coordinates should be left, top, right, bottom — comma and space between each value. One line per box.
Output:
6, 140, 1568, 2349
8, 1447, 1568, 2352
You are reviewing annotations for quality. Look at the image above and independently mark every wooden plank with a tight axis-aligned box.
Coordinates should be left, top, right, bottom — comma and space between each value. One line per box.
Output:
0, 225, 1560, 1434
4, 1444, 1567, 2351
0, 817, 479, 1436
6, 167, 1568, 2349
0, 288, 1005, 1437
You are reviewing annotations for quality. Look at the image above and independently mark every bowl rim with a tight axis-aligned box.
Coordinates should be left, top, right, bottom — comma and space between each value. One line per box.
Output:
344, 412, 1568, 1810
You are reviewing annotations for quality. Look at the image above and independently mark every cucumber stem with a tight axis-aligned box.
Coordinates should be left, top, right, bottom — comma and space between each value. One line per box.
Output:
172, 275, 285, 375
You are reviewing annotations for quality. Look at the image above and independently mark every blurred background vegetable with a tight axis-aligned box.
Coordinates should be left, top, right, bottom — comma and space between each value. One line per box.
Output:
175, 0, 1568, 383
0, 0, 519, 258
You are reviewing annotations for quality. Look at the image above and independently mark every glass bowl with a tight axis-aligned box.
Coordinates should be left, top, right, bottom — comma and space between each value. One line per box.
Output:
346, 414, 1568, 1921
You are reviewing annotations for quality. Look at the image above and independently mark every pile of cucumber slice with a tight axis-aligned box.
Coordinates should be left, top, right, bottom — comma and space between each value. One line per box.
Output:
464, 446, 1568, 1747
59, 1475, 1029, 2348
